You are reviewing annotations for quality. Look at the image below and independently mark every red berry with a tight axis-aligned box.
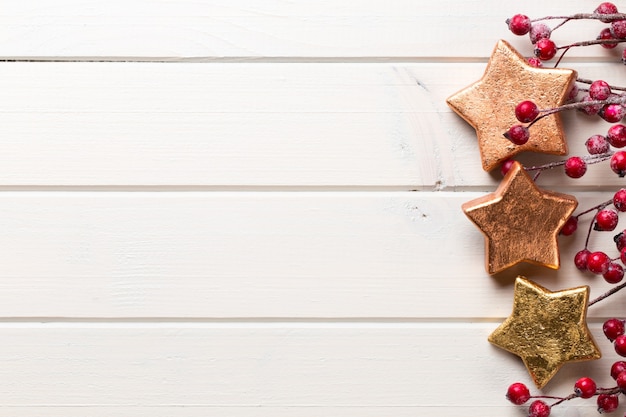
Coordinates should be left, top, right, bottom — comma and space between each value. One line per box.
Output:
608, 124, 626, 148
611, 151, 626, 176
564, 156, 587, 178
587, 251, 611, 274
596, 2, 619, 23
586, 134, 610, 154
534, 38, 557, 61
615, 189, 626, 211
529, 23, 552, 44
574, 249, 591, 271
560, 216, 578, 236
567, 84, 579, 102
611, 361, 626, 379
598, 27, 619, 49
597, 393, 619, 413
507, 14, 532, 36
528, 400, 550, 417
617, 371, 626, 391
604, 262, 624, 283
579, 94, 603, 116
500, 159, 516, 177
591, 80, 612, 100
595, 208, 619, 231
506, 382, 531, 405
621, 247, 626, 264
612, 20, 626, 39
615, 334, 626, 356
515, 101, 539, 123
527, 57, 543, 68
600, 103, 626, 123
604, 318, 626, 341
505, 125, 530, 145
574, 377, 597, 398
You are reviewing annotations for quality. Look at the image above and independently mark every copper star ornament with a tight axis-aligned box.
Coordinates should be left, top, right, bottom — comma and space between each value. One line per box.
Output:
462, 161, 577, 274
489, 277, 600, 388
446, 39, 577, 171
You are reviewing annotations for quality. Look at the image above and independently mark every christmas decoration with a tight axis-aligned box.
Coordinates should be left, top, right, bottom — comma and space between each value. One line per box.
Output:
446, 39, 576, 171
489, 277, 600, 388
461, 161, 577, 274
447, 2, 626, 415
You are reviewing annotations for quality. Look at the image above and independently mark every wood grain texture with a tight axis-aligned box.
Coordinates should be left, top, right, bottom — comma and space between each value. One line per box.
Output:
0, 192, 619, 319
2, 0, 621, 416
0, 323, 616, 417
0, 0, 613, 60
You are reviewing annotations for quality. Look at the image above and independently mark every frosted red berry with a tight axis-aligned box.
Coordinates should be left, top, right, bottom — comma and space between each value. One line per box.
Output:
596, 2, 619, 23
529, 23, 552, 44
598, 27, 619, 49
621, 247, 626, 264
506, 382, 531, 405
500, 159, 515, 177
597, 393, 619, 413
564, 156, 587, 178
612, 20, 626, 39
615, 231, 626, 250
579, 94, 603, 116
617, 371, 626, 391
611, 151, 626, 176
527, 57, 542, 68
505, 125, 530, 145
574, 249, 591, 271
560, 216, 578, 236
615, 334, 626, 356
595, 208, 619, 231
515, 101, 539, 123
590, 80, 612, 100
534, 38, 557, 61
586, 134, 610, 154
574, 377, 597, 398
600, 103, 626, 123
615, 189, 626, 211
507, 14, 532, 36
528, 400, 550, 417
608, 124, 626, 148
611, 361, 626, 379
587, 251, 611, 274
604, 262, 624, 283
604, 318, 625, 341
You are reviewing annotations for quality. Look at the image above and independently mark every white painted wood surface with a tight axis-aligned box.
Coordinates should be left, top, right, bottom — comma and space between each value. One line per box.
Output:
2, 0, 625, 416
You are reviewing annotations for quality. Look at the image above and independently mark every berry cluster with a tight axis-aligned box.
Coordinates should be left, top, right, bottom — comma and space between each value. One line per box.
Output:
506, 317, 626, 416
500, 3, 626, 416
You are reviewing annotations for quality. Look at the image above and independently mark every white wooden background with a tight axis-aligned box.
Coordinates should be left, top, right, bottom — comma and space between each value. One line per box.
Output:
2, 0, 626, 416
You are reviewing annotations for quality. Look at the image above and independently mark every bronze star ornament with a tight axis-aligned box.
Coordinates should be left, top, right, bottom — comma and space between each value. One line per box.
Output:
462, 161, 577, 274
489, 277, 600, 388
446, 39, 577, 171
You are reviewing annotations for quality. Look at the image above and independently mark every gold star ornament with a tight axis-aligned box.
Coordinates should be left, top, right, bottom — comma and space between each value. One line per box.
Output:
489, 277, 600, 388
447, 40, 577, 171
462, 161, 577, 274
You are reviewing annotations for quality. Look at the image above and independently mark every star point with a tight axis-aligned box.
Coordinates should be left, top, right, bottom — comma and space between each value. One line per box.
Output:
489, 277, 600, 388
462, 161, 577, 274
447, 39, 577, 171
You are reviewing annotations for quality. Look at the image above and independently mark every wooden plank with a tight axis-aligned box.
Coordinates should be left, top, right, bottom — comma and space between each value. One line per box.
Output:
0, 323, 613, 415
0, 191, 620, 319
2, 61, 626, 188
0, 0, 611, 60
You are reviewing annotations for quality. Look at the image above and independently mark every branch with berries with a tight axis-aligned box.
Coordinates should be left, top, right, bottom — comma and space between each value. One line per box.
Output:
494, 3, 626, 416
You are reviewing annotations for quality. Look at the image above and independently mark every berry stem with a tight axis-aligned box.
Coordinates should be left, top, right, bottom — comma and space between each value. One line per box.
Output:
577, 78, 626, 92
523, 154, 613, 172
532, 13, 626, 24
589, 281, 626, 306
